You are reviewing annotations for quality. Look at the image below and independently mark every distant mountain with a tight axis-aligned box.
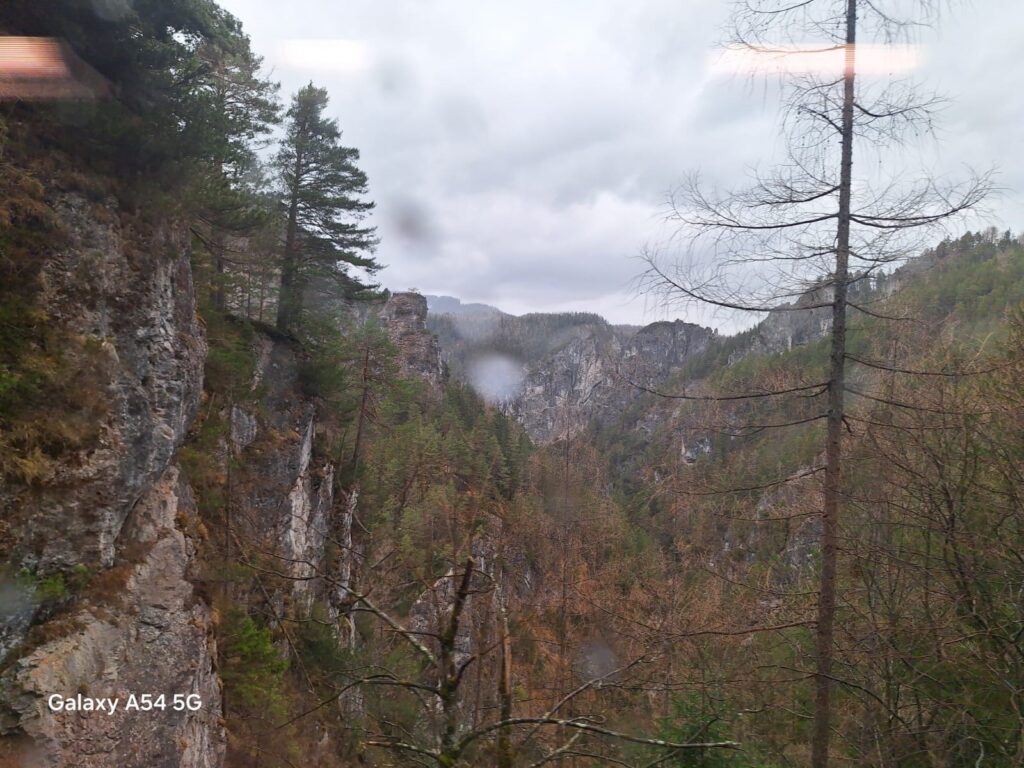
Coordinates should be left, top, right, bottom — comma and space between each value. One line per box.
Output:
427, 306, 716, 442
427, 234, 1024, 444
424, 294, 504, 318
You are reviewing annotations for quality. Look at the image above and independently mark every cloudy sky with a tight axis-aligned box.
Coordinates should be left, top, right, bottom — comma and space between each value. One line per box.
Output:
219, 0, 1022, 326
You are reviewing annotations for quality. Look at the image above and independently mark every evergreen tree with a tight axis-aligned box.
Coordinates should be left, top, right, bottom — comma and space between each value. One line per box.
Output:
0, 0, 238, 183
189, 21, 281, 310
275, 84, 379, 332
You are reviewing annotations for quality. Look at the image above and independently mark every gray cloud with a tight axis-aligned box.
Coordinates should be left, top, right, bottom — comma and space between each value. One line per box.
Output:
221, 0, 1023, 326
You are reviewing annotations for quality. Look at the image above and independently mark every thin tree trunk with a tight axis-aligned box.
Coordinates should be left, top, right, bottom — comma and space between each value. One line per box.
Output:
212, 231, 228, 311
351, 345, 371, 473
811, 2, 857, 765
211, 74, 228, 313
498, 605, 514, 768
276, 148, 303, 332
257, 264, 266, 322
439, 559, 476, 766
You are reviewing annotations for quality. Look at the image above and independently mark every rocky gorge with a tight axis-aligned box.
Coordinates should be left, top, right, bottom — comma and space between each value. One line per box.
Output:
0, 191, 445, 765
1, 182, 1018, 768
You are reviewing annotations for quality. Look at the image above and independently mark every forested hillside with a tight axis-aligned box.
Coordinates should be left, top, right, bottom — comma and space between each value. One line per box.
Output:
0, 1, 1022, 767
427, 230, 1024, 765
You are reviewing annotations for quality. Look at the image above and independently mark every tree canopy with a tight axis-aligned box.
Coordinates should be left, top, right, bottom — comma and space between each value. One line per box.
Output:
275, 83, 380, 331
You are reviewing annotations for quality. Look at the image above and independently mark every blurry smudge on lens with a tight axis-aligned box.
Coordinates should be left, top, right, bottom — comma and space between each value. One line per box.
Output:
374, 56, 415, 97
467, 353, 524, 404
574, 641, 618, 681
391, 197, 437, 244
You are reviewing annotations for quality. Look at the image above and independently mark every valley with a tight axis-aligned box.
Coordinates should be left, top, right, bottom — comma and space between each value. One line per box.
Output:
0, 1, 1022, 766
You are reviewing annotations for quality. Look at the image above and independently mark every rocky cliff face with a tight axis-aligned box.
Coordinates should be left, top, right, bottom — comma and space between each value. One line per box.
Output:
430, 309, 715, 442
0, 275, 458, 755
0, 196, 378, 767
619, 319, 716, 387
509, 320, 714, 442
0, 195, 221, 766
220, 332, 341, 616
747, 286, 834, 357
2, 467, 224, 768
1, 193, 206, 573
428, 279, 869, 444
381, 292, 445, 390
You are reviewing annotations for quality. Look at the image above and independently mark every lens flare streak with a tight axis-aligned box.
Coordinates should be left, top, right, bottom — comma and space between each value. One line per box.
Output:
0, 36, 109, 100
709, 43, 923, 76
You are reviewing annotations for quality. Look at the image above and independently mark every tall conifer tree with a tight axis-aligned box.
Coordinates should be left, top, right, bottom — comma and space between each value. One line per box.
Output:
190, 23, 280, 310
275, 84, 379, 332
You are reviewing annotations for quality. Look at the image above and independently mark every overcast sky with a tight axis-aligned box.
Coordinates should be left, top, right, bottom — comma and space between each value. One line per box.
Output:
219, 0, 1022, 326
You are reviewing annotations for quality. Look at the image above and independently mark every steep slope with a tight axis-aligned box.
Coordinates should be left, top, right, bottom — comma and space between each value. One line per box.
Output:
0, 188, 222, 766
429, 310, 716, 441
0, 239, 449, 766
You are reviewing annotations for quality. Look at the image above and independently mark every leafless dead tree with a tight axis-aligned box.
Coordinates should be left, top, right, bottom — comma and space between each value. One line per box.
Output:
638, 2, 992, 765
277, 557, 739, 766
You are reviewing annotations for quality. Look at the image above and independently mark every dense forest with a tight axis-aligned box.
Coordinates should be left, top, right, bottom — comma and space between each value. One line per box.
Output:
0, 1, 1022, 767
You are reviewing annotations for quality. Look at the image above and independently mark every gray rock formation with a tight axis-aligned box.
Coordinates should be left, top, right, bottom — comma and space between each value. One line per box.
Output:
621, 320, 715, 384
512, 322, 618, 442
430, 308, 715, 442
0, 467, 224, 768
2, 193, 206, 572
749, 285, 834, 356
0, 194, 219, 766
221, 333, 338, 614
381, 292, 445, 389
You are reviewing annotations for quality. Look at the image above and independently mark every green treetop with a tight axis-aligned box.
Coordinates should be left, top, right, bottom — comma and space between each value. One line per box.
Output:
275, 84, 380, 332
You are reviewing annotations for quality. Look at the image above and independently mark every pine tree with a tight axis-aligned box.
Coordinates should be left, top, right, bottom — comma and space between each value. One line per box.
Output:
189, 22, 280, 310
275, 84, 380, 332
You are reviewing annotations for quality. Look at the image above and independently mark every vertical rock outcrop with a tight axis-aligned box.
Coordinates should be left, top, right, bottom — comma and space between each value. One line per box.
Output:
220, 332, 338, 614
752, 286, 834, 355
0, 467, 224, 767
428, 304, 719, 442
381, 292, 444, 390
449, 314, 716, 443
620, 320, 715, 385
2, 194, 206, 572
514, 325, 614, 442
0, 194, 221, 765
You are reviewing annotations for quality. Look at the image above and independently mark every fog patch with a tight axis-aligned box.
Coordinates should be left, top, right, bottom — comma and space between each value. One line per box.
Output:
467, 354, 524, 404
448, 313, 501, 343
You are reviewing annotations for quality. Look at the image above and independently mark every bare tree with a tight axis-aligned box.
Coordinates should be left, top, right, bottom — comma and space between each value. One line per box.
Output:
280, 557, 739, 766
639, 2, 991, 765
